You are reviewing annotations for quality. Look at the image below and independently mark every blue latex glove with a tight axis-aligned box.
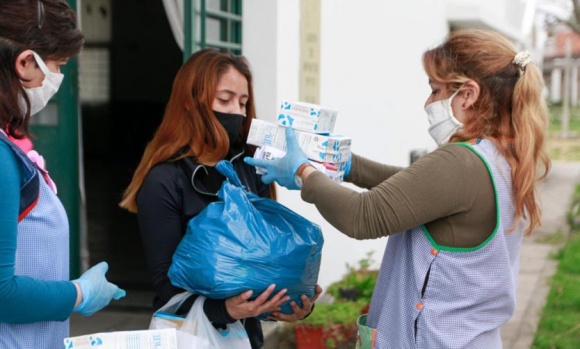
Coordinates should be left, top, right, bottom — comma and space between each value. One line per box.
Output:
73, 262, 126, 316
244, 127, 310, 190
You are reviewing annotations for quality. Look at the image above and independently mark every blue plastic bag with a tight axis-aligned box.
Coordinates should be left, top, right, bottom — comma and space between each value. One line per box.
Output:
168, 160, 324, 318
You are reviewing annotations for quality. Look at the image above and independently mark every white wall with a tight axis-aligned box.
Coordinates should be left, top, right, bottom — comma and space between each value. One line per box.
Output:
242, 1, 279, 120
244, 0, 449, 291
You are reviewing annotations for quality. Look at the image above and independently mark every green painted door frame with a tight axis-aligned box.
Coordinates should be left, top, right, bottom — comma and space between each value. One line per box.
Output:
183, 0, 196, 59
30, 0, 82, 279
183, 0, 243, 59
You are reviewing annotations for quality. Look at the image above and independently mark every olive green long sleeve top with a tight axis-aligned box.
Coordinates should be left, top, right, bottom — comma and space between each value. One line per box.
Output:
301, 144, 496, 248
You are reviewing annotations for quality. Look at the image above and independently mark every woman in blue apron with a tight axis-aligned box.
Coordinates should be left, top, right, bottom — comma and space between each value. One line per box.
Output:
0, 1, 125, 348
245, 29, 550, 349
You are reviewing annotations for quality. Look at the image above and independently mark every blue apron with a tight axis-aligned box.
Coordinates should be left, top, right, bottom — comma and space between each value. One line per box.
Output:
363, 139, 523, 348
0, 135, 70, 349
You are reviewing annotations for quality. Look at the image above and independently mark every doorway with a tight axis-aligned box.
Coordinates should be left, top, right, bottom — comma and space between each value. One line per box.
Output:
80, 0, 182, 293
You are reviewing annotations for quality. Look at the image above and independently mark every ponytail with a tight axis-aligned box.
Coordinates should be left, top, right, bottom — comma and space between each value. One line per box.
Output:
510, 62, 550, 234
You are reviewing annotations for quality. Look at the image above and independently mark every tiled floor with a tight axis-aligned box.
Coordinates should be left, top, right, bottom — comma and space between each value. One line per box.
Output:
69, 290, 154, 336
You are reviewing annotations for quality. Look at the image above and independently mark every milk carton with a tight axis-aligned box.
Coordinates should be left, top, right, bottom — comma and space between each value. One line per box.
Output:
277, 101, 338, 134
247, 119, 285, 149
253, 146, 345, 183
247, 119, 351, 163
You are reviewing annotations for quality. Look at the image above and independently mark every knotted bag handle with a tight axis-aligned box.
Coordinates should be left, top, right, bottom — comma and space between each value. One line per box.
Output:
215, 160, 244, 188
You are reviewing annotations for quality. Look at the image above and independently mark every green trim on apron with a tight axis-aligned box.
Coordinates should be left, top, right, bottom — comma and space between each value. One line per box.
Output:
420, 141, 501, 252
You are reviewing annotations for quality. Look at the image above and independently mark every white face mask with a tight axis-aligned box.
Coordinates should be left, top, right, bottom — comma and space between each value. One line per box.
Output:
21, 52, 64, 116
425, 90, 463, 145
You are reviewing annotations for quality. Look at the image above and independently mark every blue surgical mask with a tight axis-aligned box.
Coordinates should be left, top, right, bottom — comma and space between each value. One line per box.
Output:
425, 90, 463, 145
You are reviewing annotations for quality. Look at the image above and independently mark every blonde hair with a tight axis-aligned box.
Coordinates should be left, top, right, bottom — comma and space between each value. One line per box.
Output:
423, 29, 550, 235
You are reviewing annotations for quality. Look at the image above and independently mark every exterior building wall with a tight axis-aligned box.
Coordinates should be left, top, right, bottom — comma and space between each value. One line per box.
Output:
446, 0, 533, 47
543, 27, 580, 105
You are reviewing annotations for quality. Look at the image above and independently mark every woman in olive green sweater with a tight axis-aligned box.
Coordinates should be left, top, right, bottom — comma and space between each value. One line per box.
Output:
245, 29, 550, 348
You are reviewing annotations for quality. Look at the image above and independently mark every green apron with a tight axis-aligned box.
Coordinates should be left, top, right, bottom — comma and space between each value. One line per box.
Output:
356, 315, 376, 349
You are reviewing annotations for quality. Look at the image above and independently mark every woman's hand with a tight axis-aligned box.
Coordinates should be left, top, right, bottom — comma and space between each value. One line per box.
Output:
225, 284, 290, 320
268, 284, 323, 322
72, 262, 126, 316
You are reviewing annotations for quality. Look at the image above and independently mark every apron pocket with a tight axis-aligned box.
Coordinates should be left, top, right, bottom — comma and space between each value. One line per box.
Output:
356, 314, 377, 349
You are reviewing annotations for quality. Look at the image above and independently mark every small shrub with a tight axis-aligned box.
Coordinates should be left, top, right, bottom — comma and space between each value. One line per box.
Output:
326, 251, 379, 304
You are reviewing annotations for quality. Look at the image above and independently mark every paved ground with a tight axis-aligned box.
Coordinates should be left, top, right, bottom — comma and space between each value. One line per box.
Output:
69, 161, 580, 348
500, 161, 580, 348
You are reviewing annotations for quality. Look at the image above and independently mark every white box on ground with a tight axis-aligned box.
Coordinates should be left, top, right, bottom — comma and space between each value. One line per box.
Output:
64, 328, 178, 349
247, 119, 351, 163
277, 100, 338, 134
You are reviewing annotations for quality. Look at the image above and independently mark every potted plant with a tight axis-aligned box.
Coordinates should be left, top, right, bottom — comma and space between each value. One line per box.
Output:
326, 251, 378, 305
291, 252, 379, 349
293, 301, 365, 349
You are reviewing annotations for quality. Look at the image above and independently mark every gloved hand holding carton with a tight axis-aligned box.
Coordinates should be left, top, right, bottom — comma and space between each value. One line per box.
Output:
247, 100, 351, 183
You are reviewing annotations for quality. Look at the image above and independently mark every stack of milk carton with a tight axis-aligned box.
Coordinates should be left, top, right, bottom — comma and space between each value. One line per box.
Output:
247, 100, 351, 183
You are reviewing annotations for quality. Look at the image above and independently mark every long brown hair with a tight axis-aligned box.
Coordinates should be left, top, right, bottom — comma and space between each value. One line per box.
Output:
120, 49, 261, 212
0, 0, 84, 61
423, 29, 550, 235
0, 38, 28, 137
0, 0, 84, 138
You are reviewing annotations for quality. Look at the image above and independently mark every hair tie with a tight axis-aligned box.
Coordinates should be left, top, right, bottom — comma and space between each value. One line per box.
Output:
513, 51, 531, 70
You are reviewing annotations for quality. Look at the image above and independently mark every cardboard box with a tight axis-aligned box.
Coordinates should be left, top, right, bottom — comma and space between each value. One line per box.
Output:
64, 328, 178, 349
277, 101, 338, 134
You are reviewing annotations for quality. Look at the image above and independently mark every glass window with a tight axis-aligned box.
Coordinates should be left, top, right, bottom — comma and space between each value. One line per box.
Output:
199, 0, 242, 53
206, 0, 227, 11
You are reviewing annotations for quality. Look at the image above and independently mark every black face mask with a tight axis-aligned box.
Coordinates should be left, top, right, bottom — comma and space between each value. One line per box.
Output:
213, 110, 245, 144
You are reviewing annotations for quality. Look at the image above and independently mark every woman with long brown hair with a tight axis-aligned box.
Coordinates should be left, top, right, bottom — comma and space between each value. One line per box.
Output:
246, 29, 550, 348
120, 48, 320, 348
0, 1, 124, 348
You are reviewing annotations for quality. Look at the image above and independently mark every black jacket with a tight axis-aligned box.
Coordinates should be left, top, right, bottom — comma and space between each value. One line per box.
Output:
136, 144, 270, 348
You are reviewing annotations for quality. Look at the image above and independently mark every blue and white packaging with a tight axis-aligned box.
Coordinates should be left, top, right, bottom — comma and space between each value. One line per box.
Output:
64, 328, 179, 349
277, 101, 338, 134
247, 119, 351, 163
253, 146, 345, 183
